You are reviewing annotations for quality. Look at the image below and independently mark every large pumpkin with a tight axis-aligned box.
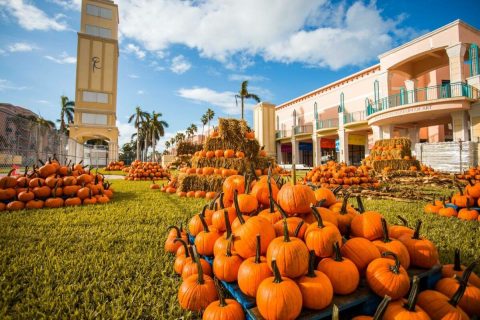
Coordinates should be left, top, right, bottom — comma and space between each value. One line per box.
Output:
276, 183, 316, 216
213, 235, 243, 282
398, 220, 439, 269
442, 249, 480, 288
372, 218, 410, 269
222, 175, 245, 206
202, 278, 245, 320
350, 196, 383, 240
194, 214, 222, 256
304, 205, 342, 258
417, 286, 469, 320
366, 252, 410, 300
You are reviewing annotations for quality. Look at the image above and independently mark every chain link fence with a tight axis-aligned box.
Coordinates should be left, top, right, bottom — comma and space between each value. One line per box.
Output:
0, 109, 109, 173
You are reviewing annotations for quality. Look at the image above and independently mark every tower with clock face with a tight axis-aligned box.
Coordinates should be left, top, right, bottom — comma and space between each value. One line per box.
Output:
70, 0, 119, 161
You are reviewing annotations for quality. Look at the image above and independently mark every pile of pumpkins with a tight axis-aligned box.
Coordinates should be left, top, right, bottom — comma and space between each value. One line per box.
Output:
179, 166, 241, 178
0, 159, 113, 211
424, 182, 480, 221
165, 170, 479, 319
124, 160, 170, 181
105, 161, 125, 171
304, 161, 379, 189
456, 166, 480, 181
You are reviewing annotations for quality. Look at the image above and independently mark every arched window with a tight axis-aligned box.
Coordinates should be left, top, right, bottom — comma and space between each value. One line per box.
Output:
314, 102, 318, 120
338, 93, 344, 113
470, 43, 479, 77
293, 109, 297, 126
374, 80, 379, 103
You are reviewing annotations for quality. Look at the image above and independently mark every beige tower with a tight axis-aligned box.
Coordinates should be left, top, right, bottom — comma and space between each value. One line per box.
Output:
70, 0, 119, 161
253, 102, 276, 156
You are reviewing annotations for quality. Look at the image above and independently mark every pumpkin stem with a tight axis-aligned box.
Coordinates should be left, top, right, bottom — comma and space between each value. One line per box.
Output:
226, 235, 233, 257
340, 193, 350, 215
233, 190, 245, 224
468, 178, 474, 186
332, 305, 340, 320
191, 246, 204, 285
210, 192, 221, 210
381, 218, 391, 243
53, 180, 59, 198
460, 260, 478, 283
198, 214, 210, 233
373, 295, 391, 320
453, 249, 461, 271
224, 209, 232, 239
271, 259, 282, 283
412, 220, 422, 240
310, 204, 325, 228
404, 276, 420, 311
333, 242, 343, 262
218, 193, 225, 209
294, 220, 304, 238
174, 238, 189, 258
456, 183, 463, 196
250, 163, 258, 181
397, 215, 408, 227
245, 174, 251, 194
282, 219, 290, 242
356, 195, 365, 213
317, 199, 326, 208
449, 277, 467, 307
382, 251, 401, 274
268, 166, 274, 213
306, 250, 317, 277
254, 234, 261, 264
272, 199, 288, 219
200, 204, 208, 217
167, 225, 181, 238
214, 277, 227, 307
332, 185, 342, 195
291, 163, 296, 186
431, 196, 436, 205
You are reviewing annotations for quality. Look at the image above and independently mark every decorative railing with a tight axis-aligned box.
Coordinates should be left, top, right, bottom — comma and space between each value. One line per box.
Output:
316, 118, 339, 130
293, 124, 313, 135
366, 82, 480, 116
275, 130, 291, 139
344, 110, 366, 124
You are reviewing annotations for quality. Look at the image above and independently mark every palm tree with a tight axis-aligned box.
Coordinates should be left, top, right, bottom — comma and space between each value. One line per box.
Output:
188, 124, 198, 142
201, 114, 208, 142
58, 95, 74, 134
150, 111, 169, 161
235, 80, 260, 120
141, 113, 151, 161
165, 140, 171, 154
205, 108, 215, 135
128, 106, 148, 160
175, 132, 185, 145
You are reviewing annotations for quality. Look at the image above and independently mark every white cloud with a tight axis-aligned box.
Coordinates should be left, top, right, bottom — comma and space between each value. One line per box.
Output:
0, 0, 68, 31
35, 100, 50, 104
170, 55, 191, 74
6, 42, 37, 52
116, 120, 137, 146
44, 52, 76, 64
228, 74, 268, 82
128, 74, 139, 79
0, 79, 27, 91
177, 87, 248, 115
118, 0, 415, 70
49, 0, 81, 11
137, 90, 145, 95
124, 43, 146, 60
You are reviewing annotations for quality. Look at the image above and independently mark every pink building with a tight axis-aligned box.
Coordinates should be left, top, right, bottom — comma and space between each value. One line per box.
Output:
255, 20, 480, 169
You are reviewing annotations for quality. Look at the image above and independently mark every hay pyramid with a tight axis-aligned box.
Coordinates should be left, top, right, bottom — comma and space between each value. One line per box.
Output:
364, 137, 420, 172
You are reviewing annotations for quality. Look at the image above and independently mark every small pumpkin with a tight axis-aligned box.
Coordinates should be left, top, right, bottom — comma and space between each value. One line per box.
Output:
442, 249, 480, 288
398, 220, 439, 269
194, 214, 222, 256
304, 205, 342, 258
213, 235, 243, 282
366, 252, 410, 300
417, 284, 469, 320
383, 276, 430, 320
350, 196, 383, 240
202, 278, 245, 320
372, 218, 410, 269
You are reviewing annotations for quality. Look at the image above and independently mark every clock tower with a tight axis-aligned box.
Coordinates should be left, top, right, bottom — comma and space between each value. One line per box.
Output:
70, 0, 119, 161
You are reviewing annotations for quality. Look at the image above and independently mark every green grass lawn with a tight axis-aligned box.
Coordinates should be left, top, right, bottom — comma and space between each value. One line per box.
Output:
0, 181, 478, 319
96, 168, 126, 176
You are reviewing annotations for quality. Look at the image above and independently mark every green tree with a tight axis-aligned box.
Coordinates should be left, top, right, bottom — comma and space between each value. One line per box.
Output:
58, 95, 75, 134
128, 106, 148, 160
205, 108, 215, 135
200, 114, 208, 142
150, 111, 169, 161
235, 80, 260, 120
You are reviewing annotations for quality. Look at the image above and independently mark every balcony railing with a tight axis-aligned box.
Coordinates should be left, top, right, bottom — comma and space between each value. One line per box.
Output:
366, 82, 480, 116
316, 118, 339, 130
275, 130, 291, 139
344, 110, 366, 124
293, 124, 313, 135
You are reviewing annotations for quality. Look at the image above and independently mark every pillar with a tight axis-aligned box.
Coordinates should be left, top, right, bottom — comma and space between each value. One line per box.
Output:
409, 125, 419, 150
446, 43, 467, 84
404, 79, 418, 104
108, 141, 118, 162
292, 138, 300, 165
338, 129, 349, 164
253, 102, 276, 156
381, 125, 393, 139
372, 125, 382, 141
452, 110, 469, 141
276, 142, 282, 164
312, 133, 321, 167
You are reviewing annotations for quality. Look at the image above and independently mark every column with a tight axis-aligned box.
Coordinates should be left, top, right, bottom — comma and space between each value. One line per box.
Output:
292, 138, 300, 165
409, 125, 419, 146
452, 111, 469, 141
404, 79, 418, 104
364, 135, 370, 157
338, 129, 349, 164
372, 125, 382, 141
381, 125, 393, 139
312, 133, 321, 167
276, 142, 283, 164
446, 43, 467, 84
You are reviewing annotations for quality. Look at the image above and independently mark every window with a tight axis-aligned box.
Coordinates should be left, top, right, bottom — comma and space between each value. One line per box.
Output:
82, 113, 107, 125
86, 4, 112, 19
85, 24, 112, 39
83, 91, 108, 103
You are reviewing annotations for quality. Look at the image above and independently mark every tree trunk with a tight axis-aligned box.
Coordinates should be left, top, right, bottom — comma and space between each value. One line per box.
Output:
144, 135, 148, 162
202, 125, 204, 143
60, 109, 65, 133
136, 128, 140, 160
241, 97, 244, 120
151, 131, 155, 162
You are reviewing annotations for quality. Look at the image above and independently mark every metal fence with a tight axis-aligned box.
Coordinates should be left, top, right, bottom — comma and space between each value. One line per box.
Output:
0, 109, 109, 172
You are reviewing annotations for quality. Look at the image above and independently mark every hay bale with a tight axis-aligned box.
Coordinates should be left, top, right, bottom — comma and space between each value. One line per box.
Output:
176, 141, 202, 156
191, 156, 276, 174
177, 173, 224, 192
371, 159, 420, 172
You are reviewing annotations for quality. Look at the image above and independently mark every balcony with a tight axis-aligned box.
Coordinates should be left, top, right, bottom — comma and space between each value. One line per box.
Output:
366, 82, 480, 116
293, 124, 313, 135
275, 130, 291, 140
316, 118, 339, 130
344, 110, 366, 124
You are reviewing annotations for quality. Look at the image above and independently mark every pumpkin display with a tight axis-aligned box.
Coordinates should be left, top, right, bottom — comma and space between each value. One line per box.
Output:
297, 250, 333, 310
237, 234, 272, 297
372, 218, 410, 269
451, 184, 474, 208
304, 162, 378, 189
424, 196, 442, 214
213, 235, 243, 282
256, 259, 303, 320
305, 205, 342, 258
178, 247, 218, 311
442, 249, 480, 288
383, 276, 430, 320
366, 252, 410, 300
417, 285, 469, 320
125, 160, 170, 181
276, 183, 316, 216
105, 161, 125, 171
266, 219, 309, 278
457, 203, 479, 221
398, 220, 439, 269
202, 278, 245, 320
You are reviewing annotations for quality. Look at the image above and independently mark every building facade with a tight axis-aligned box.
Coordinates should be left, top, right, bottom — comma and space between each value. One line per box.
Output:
69, 0, 120, 161
255, 20, 480, 168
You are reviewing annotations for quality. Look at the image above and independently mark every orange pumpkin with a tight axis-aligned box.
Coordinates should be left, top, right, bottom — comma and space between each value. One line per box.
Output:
366, 252, 410, 300
277, 183, 316, 216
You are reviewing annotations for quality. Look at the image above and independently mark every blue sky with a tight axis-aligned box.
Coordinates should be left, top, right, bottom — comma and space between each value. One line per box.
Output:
1, 0, 479, 149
